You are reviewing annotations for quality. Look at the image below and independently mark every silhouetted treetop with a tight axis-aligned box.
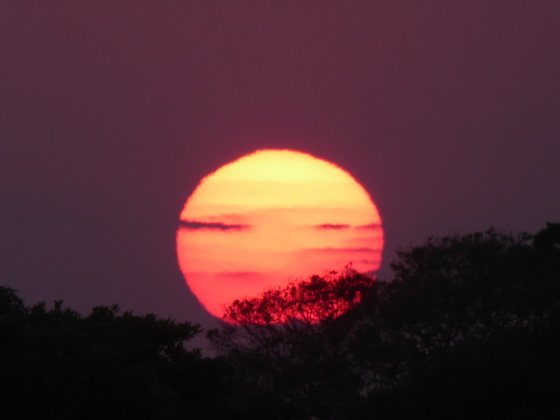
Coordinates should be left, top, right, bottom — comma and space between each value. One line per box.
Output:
2, 222, 559, 419
209, 223, 560, 419
224, 266, 374, 325
0, 289, 230, 420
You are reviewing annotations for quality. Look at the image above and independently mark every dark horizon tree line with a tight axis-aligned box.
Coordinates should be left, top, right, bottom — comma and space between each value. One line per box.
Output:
1, 222, 559, 419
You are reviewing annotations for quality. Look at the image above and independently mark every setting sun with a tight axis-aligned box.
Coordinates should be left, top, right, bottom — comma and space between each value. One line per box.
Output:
176, 149, 383, 319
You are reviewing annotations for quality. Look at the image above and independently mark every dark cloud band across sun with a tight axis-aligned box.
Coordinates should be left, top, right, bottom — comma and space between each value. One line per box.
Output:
303, 247, 378, 253
217, 271, 262, 278
179, 220, 250, 231
315, 223, 351, 230
356, 223, 382, 230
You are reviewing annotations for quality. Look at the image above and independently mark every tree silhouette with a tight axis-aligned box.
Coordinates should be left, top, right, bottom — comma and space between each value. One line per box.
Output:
210, 223, 560, 419
208, 267, 373, 419
210, 267, 373, 358
348, 224, 560, 418
2, 223, 559, 419
0, 289, 231, 419
224, 266, 373, 324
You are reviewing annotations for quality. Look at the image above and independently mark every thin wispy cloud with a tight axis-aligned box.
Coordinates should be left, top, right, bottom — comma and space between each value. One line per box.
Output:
179, 220, 250, 231
355, 223, 382, 230
303, 247, 378, 253
315, 223, 351, 230
217, 271, 261, 278
358, 258, 382, 265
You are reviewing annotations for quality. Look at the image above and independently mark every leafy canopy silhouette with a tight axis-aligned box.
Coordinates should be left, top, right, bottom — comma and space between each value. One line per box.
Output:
208, 223, 560, 419
223, 266, 374, 325
2, 223, 559, 419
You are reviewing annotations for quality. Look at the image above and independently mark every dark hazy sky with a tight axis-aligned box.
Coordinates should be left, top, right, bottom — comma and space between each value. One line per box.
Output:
2, 1, 559, 336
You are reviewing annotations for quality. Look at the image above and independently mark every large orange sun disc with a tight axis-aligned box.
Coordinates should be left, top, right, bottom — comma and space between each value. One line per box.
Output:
176, 149, 384, 319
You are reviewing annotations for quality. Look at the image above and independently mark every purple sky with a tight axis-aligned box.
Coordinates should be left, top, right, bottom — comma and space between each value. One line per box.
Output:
2, 1, 559, 337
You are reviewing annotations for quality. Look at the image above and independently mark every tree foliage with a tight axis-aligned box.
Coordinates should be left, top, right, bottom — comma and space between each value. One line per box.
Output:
2, 223, 559, 419
344, 224, 560, 418
224, 267, 373, 325
0, 290, 231, 420
210, 223, 560, 419
208, 268, 374, 419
